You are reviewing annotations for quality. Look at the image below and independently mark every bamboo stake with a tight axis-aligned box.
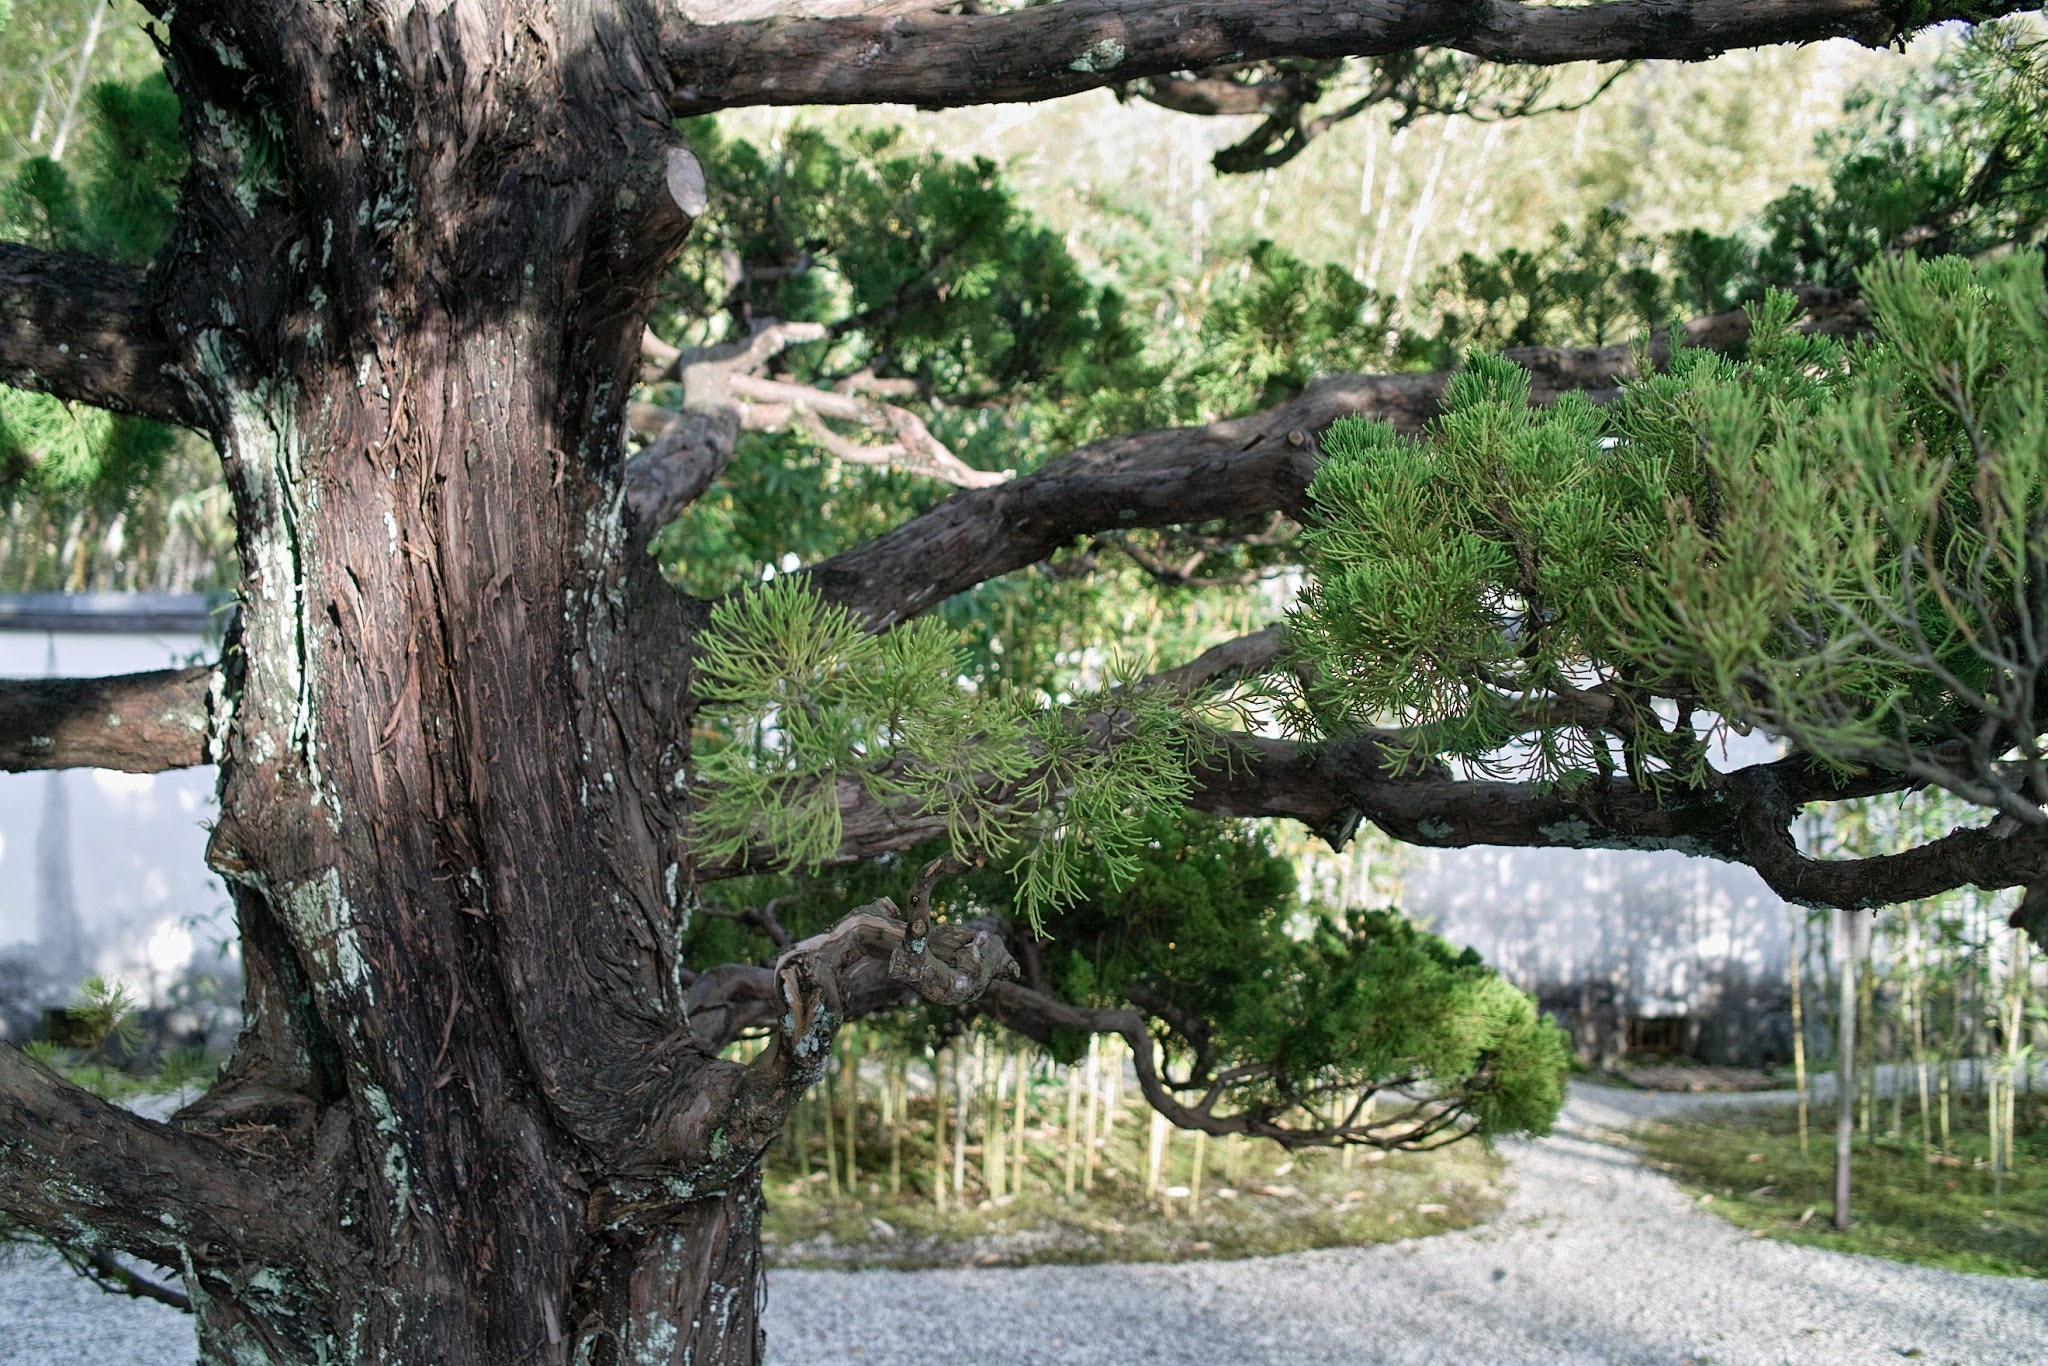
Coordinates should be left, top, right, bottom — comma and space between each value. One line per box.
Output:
952, 1041, 968, 1204
1858, 934, 1876, 1143
1911, 919, 1933, 1151
888, 1056, 904, 1197
1011, 1050, 1029, 1193
1105, 1039, 1124, 1156
1189, 1129, 1207, 1215
1064, 1061, 1081, 1196
1082, 1037, 1100, 1191
795, 1092, 813, 1182
984, 1039, 1007, 1201
1790, 904, 1810, 1158
1146, 1109, 1168, 1198
843, 1033, 860, 1195
933, 1047, 948, 1211
1835, 908, 1864, 1231
821, 1069, 841, 1199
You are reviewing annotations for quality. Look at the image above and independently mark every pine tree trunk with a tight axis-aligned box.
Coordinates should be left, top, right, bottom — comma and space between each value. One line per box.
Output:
126, 1, 782, 1357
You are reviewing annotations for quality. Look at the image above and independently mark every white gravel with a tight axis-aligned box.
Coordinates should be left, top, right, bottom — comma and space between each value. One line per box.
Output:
5, 1081, 2044, 1365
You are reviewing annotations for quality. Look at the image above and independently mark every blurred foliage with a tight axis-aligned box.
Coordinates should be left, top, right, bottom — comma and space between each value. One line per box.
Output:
1420, 22, 2048, 356
0, 64, 229, 591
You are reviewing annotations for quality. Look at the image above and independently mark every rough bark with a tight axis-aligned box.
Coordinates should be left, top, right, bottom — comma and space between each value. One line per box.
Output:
0, 244, 200, 427
0, 1045, 311, 1270
4, 0, 772, 1357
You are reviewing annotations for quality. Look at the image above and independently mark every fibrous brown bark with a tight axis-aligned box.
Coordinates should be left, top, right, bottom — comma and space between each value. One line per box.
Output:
0, 244, 200, 427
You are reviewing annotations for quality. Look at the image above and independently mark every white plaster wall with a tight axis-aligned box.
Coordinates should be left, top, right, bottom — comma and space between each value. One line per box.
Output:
1402, 732, 1798, 1015
0, 631, 230, 1009
1406, 844, 1793, 1014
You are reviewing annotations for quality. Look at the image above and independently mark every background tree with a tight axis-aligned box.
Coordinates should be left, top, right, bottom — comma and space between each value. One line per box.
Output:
4, 3, 2048, 1363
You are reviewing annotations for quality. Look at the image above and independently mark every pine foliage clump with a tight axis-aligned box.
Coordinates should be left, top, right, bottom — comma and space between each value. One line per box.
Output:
691, 576, 1218, 923
1034, 815, 1569, 1142
0, 72, 221, 590
1290, 251, 2048, 820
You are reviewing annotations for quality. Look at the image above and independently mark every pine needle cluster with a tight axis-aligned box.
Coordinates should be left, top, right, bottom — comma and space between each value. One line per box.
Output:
1290, 250, 2048, 818
691, 577, 1217, 924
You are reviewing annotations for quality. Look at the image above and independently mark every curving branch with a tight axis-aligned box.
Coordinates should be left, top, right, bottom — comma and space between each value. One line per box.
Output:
1125, 52, 1634, 175
0, 1044, 312, 1272
804, 295, 1853, 628
978, 980, 1477, 1150
626, 321, 1007, 547
1185, 734, 2048, 911
0, 664, 221, 773
0, 244, 199, 430
683, 916, 1482, 1149
662, 0, 2019, 115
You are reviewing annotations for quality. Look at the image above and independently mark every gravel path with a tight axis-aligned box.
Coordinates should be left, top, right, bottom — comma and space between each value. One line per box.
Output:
5, 1081, 2044, 1365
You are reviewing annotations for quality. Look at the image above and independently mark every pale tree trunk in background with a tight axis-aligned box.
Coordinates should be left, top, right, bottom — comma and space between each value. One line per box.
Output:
1834, 908, 1867, 1231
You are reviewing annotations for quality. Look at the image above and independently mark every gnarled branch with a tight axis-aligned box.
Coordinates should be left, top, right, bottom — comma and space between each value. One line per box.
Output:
663, 1, 2013, 115
0, 1044, 312, 1271
626, 321, 1007, 546
1185, 734, 2048, 911
0, 244, 199, 430
686, 865, 1012, 1052
803, 296, 1856, 628
0, 664, 221, 773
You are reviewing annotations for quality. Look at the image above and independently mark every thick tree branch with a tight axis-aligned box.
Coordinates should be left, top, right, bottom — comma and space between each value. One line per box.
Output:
804, 297, 1852, 627
685, 868, 1011, 1051
0, 664, 221, 773
1186, 734, 2048, 910
663, 1, 2019, 114
630, 882, 1017, 1214
0, 244, 199, 429
0, 1044, 312, 1270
